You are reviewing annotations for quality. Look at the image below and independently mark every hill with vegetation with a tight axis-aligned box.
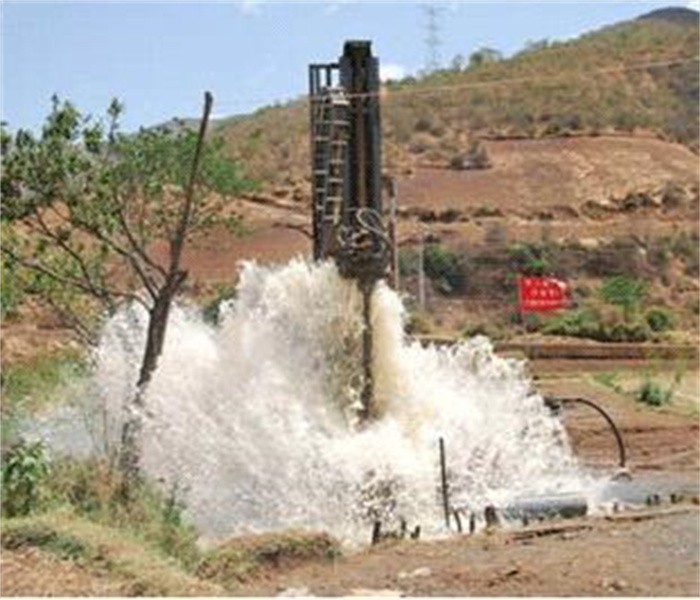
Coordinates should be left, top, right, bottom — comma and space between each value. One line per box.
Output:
2, 7, 698, 361
216, 7, 698, 188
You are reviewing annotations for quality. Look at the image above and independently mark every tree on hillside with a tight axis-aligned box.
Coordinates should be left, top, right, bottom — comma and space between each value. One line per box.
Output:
450, 53, 467, 71
468, 47, 503, 69
1, 93, 255, 493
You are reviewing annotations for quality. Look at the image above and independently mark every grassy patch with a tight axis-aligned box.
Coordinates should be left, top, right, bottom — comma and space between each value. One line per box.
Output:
1, 511, 225, 596
1, 348, 88, 414
592, 370, 624, 394
1, 520, 88, 559
590, 364, 697, 417
197, 530, 340, 589
46, 458, 202, 570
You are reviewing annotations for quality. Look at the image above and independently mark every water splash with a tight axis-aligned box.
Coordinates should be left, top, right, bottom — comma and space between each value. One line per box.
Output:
91, 258, 594, 542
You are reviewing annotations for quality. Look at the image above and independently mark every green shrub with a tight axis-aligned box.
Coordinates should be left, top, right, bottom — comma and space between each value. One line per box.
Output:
398, 244, 465, 295
600, 276, 646, 322
541, 307, 601, 339
1, 440, 51, 518
521, 312, 543, 332
0, 256, 24, 319
637, 379, 672, 406
645, 307, 676, 332
542, 308, 653, 342
424, 244, 465, 294
508, 243, 550, 276
604, 320, 653, 342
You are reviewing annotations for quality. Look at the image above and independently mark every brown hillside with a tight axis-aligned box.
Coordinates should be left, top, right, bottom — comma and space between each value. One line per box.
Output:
398, 136, 698, 214
170, 135, 699, 289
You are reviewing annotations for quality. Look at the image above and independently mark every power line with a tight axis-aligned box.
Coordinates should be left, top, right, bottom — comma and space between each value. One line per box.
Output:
212, 55, 698, 114
308, 55, 699, 102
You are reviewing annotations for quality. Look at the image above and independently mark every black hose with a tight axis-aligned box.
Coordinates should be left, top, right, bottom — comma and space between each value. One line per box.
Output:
547, 395, 627, 469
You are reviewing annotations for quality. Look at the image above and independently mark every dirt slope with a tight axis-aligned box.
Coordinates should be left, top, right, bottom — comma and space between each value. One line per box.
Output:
168, 135, 699, 284
399, 136, 698, 214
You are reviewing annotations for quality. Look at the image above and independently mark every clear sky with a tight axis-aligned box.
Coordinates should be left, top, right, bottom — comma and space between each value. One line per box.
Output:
1, 0, 696, 131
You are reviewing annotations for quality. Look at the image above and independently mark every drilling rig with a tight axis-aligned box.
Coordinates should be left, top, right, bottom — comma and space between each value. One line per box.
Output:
309, 41, 389, 422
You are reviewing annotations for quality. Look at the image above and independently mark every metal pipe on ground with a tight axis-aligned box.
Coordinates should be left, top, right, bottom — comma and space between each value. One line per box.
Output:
501, 494, 589, 521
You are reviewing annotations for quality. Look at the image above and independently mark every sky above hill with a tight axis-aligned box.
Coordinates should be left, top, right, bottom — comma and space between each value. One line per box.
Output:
2, 0, 697, 131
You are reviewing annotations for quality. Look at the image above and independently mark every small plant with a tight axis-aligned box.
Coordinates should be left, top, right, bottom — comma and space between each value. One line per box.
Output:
645, 307, 676, 332
508, 243, 550, 277
600, 276, 646, 322
1, 439, 51, 518
637, 379, 672, 407
604, 319, 653, 343
424, 244, 465, 294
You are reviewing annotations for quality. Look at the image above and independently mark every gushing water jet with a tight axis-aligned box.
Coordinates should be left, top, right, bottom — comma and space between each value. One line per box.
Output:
40, 43, 604, 545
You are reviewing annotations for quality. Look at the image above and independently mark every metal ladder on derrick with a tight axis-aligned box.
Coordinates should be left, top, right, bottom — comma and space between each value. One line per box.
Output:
310, 86, 349, 259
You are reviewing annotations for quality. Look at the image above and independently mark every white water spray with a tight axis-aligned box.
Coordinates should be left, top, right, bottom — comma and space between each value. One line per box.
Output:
93, 258, 594, 542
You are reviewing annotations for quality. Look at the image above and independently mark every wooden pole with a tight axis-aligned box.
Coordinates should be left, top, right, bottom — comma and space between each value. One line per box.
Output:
418, 231, 426, 309
439, 437, 450, 530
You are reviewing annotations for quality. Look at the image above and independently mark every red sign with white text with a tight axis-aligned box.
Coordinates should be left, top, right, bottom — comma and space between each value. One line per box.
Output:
518, 276, 570, 312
